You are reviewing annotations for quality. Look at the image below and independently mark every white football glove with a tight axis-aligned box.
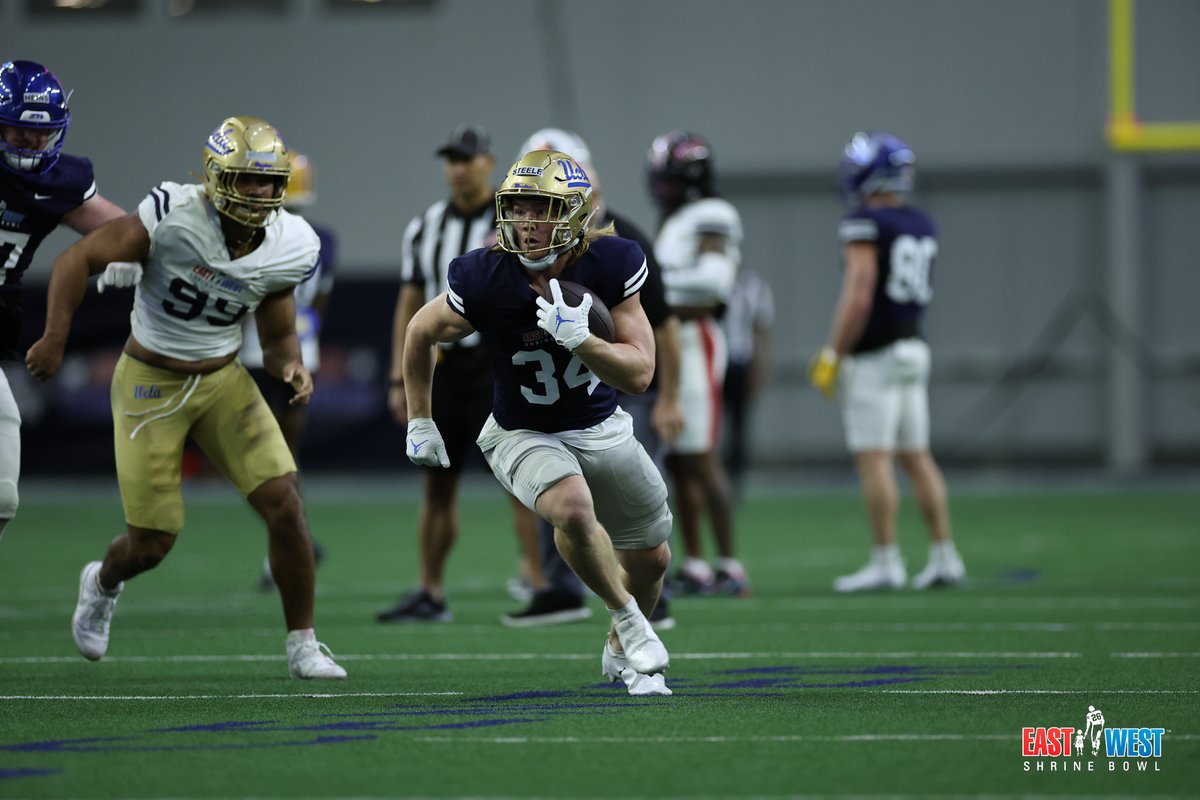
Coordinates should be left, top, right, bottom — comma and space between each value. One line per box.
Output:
535, 278, 592, 351
97, 261, 143, 294
406, 417, 450, 468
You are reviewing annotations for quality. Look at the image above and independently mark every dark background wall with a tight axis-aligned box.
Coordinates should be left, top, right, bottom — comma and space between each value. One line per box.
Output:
6, 0, 1199, 471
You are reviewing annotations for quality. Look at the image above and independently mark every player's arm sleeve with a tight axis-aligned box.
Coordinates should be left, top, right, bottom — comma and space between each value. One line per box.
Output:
135, 183, 181, 256
838, 214, 879, 245
661, 247, 736, 304
71, 158, 98, 204
615, 240, 650, 309
444, 257, 474, 326
614, 220, 670, 327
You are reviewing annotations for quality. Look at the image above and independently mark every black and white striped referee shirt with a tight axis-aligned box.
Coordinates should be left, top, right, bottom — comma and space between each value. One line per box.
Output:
400, 196, 496, 350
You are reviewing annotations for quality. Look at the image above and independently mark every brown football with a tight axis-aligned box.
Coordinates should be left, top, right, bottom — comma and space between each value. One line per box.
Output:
544, 280, 616, 343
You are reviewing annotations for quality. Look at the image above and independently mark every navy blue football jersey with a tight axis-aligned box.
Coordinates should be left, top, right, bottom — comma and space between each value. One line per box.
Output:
446, 236, 649, 433
838, 204, 937, 354
0, 154, 97, 359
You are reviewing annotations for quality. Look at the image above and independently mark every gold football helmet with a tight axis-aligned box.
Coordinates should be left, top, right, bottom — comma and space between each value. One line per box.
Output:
284, 152, 315, 210
201, 115, 290, 228
495, 150, 595, 270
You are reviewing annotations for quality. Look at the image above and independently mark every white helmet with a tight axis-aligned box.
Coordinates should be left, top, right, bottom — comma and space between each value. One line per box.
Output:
516, 128, 603, 218
516, 128, 591, 168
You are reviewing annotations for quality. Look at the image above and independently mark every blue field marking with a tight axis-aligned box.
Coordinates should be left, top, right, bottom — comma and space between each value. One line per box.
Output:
970, 567, 1041, 589
708, 663, 1038, 691
1, 734, 375, 753
0, 660, 1041, 776
0, 767, 61, 780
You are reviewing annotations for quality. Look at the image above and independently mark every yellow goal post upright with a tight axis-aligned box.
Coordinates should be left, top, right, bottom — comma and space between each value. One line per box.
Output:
1106, 0, 1200, 151
1102, 0, 1200, 474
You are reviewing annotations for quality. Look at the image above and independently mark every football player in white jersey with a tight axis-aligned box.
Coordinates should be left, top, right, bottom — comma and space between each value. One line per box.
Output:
647, 131, 749, 596
25, 116, 346, 680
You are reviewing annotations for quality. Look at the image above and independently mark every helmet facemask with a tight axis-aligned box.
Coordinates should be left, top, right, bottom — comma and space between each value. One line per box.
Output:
0, 123, 67, 174
207, 167, 289, 228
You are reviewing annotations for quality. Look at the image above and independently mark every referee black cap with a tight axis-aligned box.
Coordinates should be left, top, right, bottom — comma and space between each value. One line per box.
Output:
436, 124, 492, 158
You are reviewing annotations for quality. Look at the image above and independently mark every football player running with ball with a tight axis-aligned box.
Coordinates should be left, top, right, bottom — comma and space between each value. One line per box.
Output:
26, 116, 346, 680
403, 149, 674, 695
810, 132, 965, 592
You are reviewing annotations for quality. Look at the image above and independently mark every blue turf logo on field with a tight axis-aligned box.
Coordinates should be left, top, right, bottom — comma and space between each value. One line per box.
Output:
0, 660, 1053, 779
1021, 704, 1167, 773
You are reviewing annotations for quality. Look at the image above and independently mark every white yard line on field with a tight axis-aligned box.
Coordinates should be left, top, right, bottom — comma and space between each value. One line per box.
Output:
0, 650, 1085, 666
0, 691, 461, 700
1109, 652, 1200, 657
882, 689, 1199, 695
415, 733, 1199, 745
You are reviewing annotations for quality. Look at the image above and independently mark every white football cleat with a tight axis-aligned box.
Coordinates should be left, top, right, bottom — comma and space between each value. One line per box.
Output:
911, 548, 967, 589
612, 601, 669, 675
72, 561, 122, 661
602, 640, 671, 696
833, 559, 906, 593
287, 632, 348, 680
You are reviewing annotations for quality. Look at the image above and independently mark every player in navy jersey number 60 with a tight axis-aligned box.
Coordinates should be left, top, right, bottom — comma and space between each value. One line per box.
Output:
810, 131, 966, 593
403, 149, 674, 696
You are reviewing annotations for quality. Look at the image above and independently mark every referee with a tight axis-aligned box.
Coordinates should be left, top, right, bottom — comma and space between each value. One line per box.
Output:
378, 125, 540, 622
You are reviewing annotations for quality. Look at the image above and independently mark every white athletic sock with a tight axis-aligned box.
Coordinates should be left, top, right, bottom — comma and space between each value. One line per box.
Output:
930, 540, 956, 562
715, 557, 744, 575
682, 558, 715, 581
608, 597, 640, 620
287, 628, 316, 645
873, 544, 901, 565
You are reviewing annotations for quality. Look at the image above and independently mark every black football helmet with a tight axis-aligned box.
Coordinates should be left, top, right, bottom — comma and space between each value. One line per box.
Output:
646, 130, 715, 216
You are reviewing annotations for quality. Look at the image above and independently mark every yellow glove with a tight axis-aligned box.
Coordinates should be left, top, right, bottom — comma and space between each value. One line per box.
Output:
808, 347, 840, 399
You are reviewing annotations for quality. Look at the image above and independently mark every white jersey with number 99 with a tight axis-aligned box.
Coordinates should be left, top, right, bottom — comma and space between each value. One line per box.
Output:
131, 182, 319, 361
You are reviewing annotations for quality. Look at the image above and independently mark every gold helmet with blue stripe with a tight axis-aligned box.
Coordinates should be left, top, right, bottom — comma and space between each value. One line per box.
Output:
495, 150, 595, 270
202, 115, 290, 228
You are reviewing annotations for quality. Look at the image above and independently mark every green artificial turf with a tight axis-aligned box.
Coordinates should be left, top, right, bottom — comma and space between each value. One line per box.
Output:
0, 483, 1196, 798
